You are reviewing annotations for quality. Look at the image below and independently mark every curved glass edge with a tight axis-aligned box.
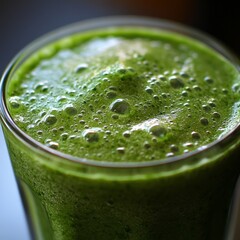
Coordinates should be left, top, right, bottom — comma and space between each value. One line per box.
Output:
0, 16, 240, 170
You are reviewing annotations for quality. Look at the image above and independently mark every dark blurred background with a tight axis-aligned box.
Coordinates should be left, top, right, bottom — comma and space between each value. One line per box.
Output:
0, 0, 239, 74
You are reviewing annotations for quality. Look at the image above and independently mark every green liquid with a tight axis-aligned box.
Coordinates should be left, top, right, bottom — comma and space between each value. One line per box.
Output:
4, 27, 240, 239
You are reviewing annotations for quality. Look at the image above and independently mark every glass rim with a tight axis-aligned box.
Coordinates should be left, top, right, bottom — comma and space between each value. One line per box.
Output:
0, 15, 240, 169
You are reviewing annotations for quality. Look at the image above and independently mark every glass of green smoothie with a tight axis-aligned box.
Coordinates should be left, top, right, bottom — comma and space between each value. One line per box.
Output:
0, 16, 240, 240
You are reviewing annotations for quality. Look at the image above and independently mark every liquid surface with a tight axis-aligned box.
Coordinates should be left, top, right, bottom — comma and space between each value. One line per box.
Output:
7, 28, 240, 162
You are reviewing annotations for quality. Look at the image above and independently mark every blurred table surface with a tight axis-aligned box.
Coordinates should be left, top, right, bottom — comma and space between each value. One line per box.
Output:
0, 128, 30, 240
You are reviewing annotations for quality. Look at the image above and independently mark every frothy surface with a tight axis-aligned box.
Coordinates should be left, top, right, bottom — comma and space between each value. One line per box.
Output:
7, 28, 240, 162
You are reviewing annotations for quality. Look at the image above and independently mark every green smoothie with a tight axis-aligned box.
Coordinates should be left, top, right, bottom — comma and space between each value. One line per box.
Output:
1, 22, 240, 240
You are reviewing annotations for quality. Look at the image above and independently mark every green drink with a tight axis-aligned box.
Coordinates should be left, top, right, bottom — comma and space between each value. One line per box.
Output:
0, 17, 240, 240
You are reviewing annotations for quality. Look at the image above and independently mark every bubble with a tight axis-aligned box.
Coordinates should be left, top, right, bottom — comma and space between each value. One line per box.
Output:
79, 120, 85, 124
212, 112, 221, 118
202, 104, 211, 111
180, 72, 189, 78
111, 114, 119, 120
153, 95, 159, 100
193, 85, 202, 91
105, 130, 111, 135
44, 114, 57, 125
204, 76, 214, 84
47, 141, 59, 149
123, 131, 131, 138
37, 130, 43, 135
183, 142, 193, 148
200, 117, 209, 125
166, 152, 174, 157
109, 86, 118, 91
148, 124, 167, 137
145, 87, 153, 94
57, 96, 68, 102
82, 128, 100, 142
208, 101, 216, 107
158, 74, 166, 81
61, 133, 69, 140
9, 96, 21, 108
106, 91, 117, 99
232, 83, 240, 92
170, 144, 179, 152
110, 99, 130, 114
169, 76, 184, 88
75, 63, 88, 73
64, 104, 77, 116
117, 147, 125, 154
191, 131, 201, 140
222, 88, 228, 94
144, 141, 151, 149
189, 77, 196, 83
181, 90, 188, 97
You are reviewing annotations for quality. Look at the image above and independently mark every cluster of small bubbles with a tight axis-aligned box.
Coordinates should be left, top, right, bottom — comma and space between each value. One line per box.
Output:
82, 128, 100, 142
75, 63, 88, 73
170, 144, 179, 152
61, 133, 69, 140
9, 96, 21, 108
63, 104, 77, 116
148, 124, 167, 137
123, 131, 131, 138
204, 76, 214, 84
200, 117, 209, 125
44, 114, 57, 125
110, 99, 130, 114
212, 112, 221, 118
145, 87, 153, 94
169, 76, 184, 88
47, 141, 59, 150
116, 147, 125, 154
192, 85, 201, 91
191, 131, 201, 140
34, 82, 49, 92
202, 104, 211, 111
